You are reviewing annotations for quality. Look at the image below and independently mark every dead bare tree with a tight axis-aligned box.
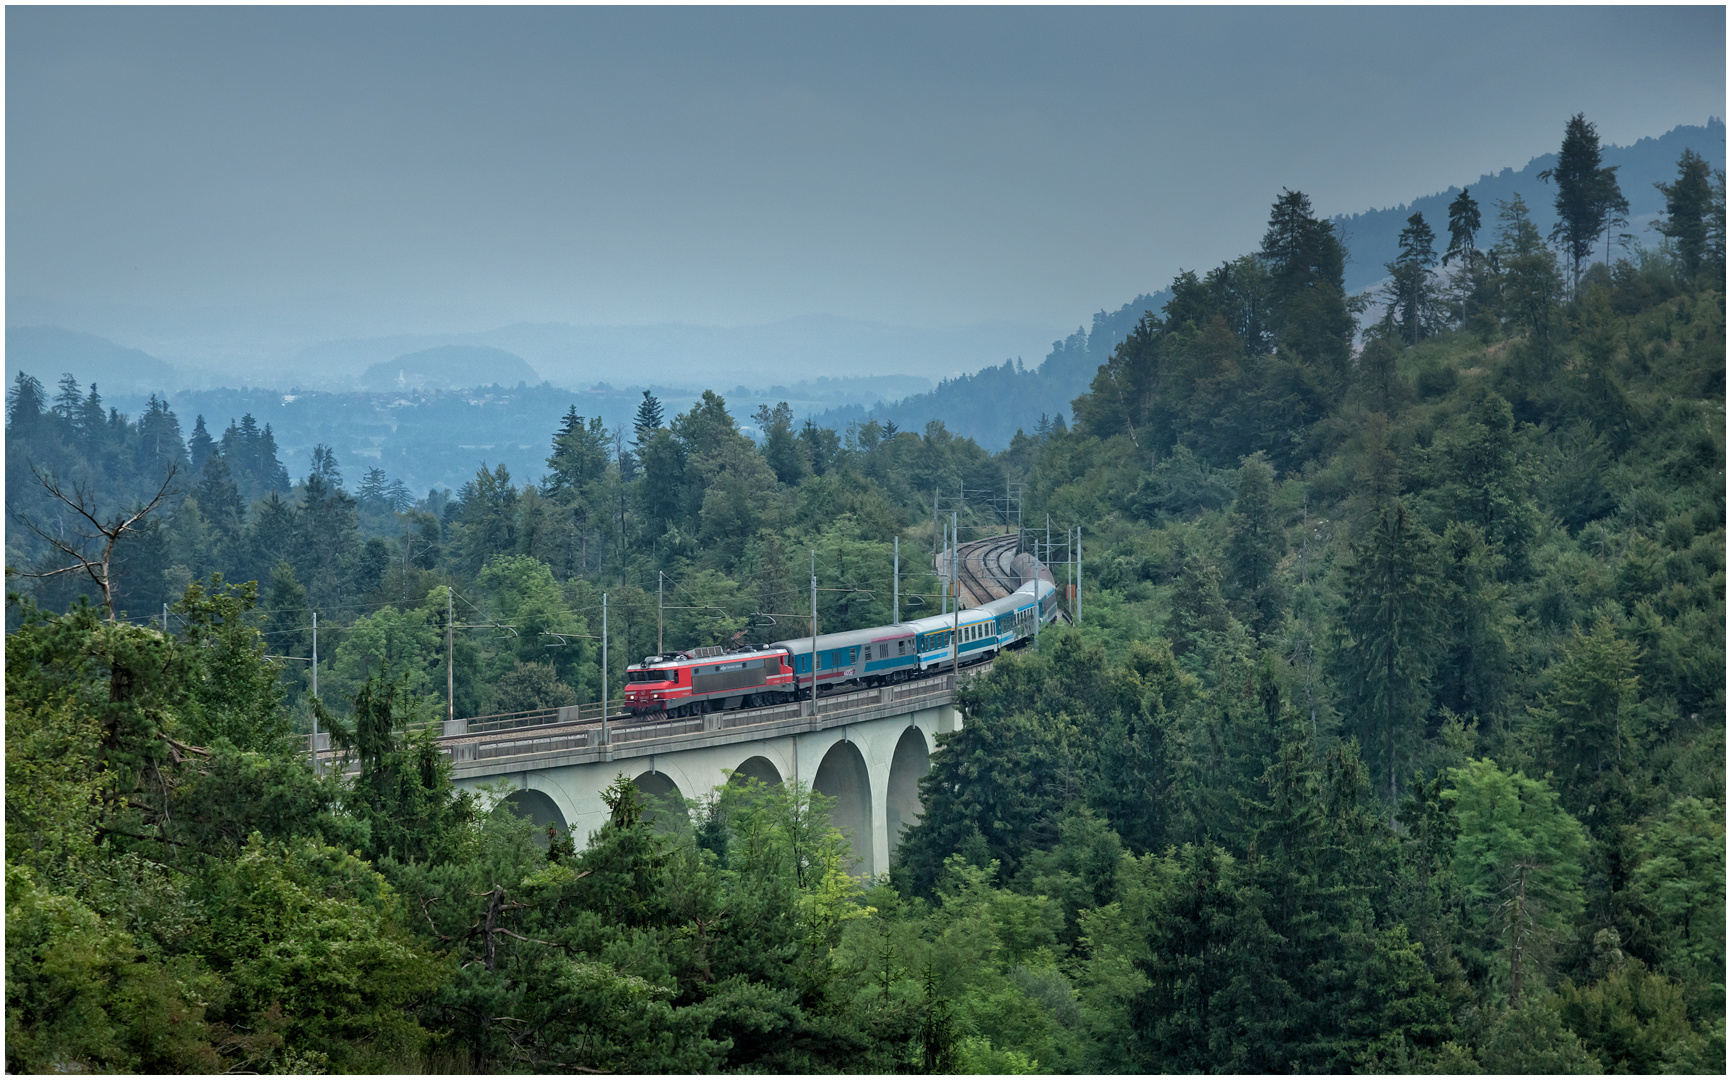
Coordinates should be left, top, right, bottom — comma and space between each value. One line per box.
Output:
12, 462, 177, 621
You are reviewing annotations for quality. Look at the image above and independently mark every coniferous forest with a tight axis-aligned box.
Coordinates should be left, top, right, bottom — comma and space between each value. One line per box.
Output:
6, 123, 1725, 1072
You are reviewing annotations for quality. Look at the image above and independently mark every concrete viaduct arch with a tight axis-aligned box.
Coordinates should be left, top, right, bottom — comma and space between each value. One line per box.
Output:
461, 700, 957, 878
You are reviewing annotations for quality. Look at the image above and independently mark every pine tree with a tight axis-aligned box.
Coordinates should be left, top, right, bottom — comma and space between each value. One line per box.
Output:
1537, 114, 1625, 293
7, 372, 47, 433
1434, 521, 1513, 725
134, 396, 188, 476
633, 389, 664, 443
52, 373, 82, 422
1493, 195, 1565, 363
1655, 148, 1715, 281
258, 424, 291, 494
1444, 188, 1482, 265
187, 415, 217, 474
1224, 452, 1286, 637
78, 383, 106, 446
1440, 390, 1534, 575
545, 411, 611, 497
197, 455, 246, 551
1445, 760, 1588, 1005
309, 444, 342, 488
1384, 212, 1439, 345
356, 467, 390, 505
1335, 499, 1439, 804
753, 401, 808, 485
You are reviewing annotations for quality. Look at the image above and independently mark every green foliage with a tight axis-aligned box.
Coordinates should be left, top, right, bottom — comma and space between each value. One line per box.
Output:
6, 163, 1723, 1072
1446, 759, 1589, 1005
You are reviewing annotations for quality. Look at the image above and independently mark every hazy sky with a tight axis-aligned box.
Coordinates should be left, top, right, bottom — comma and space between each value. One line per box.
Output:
7, 6, 1724, 332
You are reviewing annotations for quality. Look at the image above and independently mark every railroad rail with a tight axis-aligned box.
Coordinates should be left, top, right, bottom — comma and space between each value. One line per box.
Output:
940, 533, 1025, 608
310, 534, 1050, 772
313, 659, 992, 774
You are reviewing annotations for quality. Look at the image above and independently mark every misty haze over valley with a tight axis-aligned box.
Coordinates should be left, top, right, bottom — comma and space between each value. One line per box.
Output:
8, 121, 1723, 494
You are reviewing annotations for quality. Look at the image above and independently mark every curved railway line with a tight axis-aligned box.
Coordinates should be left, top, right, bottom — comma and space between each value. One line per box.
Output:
313, 533, 1057, 771
426, 536, 1034, 754
950, 533, 1024, 607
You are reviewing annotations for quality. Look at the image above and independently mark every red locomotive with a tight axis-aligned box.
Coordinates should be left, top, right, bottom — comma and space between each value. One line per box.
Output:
623, 644, 800, 717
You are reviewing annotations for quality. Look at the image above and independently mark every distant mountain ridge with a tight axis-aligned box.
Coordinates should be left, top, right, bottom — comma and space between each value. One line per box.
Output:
824, 120, 1725, 449
295, 315, 1066, 393
5, 325, 177, 395
814, 290, 1171, 449
1333, 119, 1725, 291
359, 345, 540, 391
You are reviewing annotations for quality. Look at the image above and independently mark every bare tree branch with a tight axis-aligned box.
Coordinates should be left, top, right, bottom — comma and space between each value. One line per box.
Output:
11, 461, 177, 621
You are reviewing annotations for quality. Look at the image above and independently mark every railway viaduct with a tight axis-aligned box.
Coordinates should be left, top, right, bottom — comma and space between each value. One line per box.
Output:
395, 536, 1045, 876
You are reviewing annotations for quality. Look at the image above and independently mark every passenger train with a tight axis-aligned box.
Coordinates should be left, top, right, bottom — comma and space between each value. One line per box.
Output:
623, 574, 1059, 717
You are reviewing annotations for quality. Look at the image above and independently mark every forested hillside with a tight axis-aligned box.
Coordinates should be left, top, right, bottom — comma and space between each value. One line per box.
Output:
6, 124, 1724, 1073
815, 290, 1171, 450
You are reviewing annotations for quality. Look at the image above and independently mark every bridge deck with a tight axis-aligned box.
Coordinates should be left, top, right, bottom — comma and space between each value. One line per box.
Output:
314, 663, 989, 778
310, 536, 1050, 777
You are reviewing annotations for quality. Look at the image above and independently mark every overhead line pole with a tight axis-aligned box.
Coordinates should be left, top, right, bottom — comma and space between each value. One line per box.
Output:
311, 611, 319, 771
658, 571, 664, 655
602, 593, 609, 745
893, 535, 899, 624
453, 585, 460, 730
951, 510, 960, 678
809, 549, 818, 716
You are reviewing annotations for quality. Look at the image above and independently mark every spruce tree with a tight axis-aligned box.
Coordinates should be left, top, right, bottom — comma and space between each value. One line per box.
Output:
7, 372, 47, 433
77, 383, 106, 446
259, 424, 291, 494
134, 395, 187, 476
1335, 499, 1439, 804
1537, 114, 1625, 293
633, 389, 664, 442
1444, 187, 1481, 265
1224, 452, 1286, 637
1655, 148, 1714, 281
1384, 212, 1439, 345
187, 414, 217, 473
52, 373, 82, 422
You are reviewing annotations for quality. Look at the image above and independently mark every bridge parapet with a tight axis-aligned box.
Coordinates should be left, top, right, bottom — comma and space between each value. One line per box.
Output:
446, 670, 974, 878
441, 668, 976, 778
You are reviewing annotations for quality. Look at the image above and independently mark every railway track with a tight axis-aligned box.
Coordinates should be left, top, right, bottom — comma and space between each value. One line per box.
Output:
318, 536, 1048, 771
943, 533, 1026, 608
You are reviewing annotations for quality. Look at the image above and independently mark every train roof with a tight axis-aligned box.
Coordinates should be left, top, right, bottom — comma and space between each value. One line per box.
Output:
768, 623, 906, 655
764, 576, 1056, 655
629, 644, 786, 668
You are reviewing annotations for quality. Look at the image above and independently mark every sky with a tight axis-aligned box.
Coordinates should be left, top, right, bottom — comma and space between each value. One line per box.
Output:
6, 5, 1725, 338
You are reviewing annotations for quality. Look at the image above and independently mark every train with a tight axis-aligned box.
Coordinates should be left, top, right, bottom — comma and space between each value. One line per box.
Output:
622, 570, 1060, 717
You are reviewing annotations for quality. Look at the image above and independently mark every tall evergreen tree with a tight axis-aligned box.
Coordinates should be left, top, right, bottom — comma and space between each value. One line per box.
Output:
1446, 760, 1588, 1005
1224, 452, 1286, 637
52, 373, 82, 422
134, 395, 188, 477
7, 372, 47, 433
309, 444, 342, 488
258, 424, 291, 495
1444, 187, 1482, 265
1385, 212, 1440, 345
633, 389, 664, 443
77, 384, 107, 447
187, 414, 217, 474
753, 401, 809, 486
1335, 499, 1439, 804
1655, 148, 1716, 282
1493, 195, 1565, 363
544, 410, 611, 496
1537, 114, 1625, 293
356, 467, 390, 506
